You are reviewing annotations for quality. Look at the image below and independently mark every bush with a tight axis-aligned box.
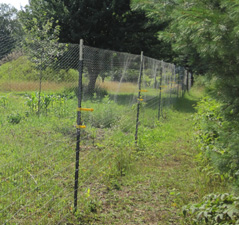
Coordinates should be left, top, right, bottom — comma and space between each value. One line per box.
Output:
7, 113, 22, 124
194, 96, 239, 178
183, 193, 239, 224
193, 75, 210, 87
112, 69, 139, 82
83, 95, 123, 128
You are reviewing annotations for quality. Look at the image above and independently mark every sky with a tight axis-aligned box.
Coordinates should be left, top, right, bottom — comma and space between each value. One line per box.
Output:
0, 0, 29, 10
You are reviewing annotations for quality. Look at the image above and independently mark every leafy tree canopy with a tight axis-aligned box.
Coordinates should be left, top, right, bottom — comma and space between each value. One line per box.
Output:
19, 0, 169, 59
157, 0, 239, 76
19, 0, 175, 93
0, 4, 22, 60
0, 3, 18, 36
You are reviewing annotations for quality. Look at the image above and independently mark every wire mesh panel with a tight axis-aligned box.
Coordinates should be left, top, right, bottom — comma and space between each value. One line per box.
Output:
73, 45, 142, 196
0, 38, 191, 224
0, 40, 80, 224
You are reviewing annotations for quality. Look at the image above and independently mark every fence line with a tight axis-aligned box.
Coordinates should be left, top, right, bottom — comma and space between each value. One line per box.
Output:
0, 35, 191, 224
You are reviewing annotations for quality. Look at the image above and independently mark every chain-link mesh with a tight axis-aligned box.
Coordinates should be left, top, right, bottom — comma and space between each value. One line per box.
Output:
0, 37, 190, 224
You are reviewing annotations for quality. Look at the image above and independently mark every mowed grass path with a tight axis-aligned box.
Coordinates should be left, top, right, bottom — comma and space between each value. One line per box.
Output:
76, 88, 226, 225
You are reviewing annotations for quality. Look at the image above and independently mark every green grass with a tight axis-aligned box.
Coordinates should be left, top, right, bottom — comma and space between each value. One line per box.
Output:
0, 85, 228, 224
65, 87, 229, 225
0, 89, 159, 222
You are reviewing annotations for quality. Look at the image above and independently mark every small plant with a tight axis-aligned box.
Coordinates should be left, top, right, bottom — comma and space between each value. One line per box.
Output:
84, 95, 122, 128
41, 93, 52, 115
86, 126, 97, 146
25, 92, 69, 116
183, 193, 239, 224
7, 113, 22, 124
25, 92, 38, 113
76, 188, 101, 223
55, 94, 67, 116
0, 96, 8, 107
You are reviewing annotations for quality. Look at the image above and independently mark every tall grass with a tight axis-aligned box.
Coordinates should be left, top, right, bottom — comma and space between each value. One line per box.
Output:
0, 80, 77, 92
97, 80, 138, 94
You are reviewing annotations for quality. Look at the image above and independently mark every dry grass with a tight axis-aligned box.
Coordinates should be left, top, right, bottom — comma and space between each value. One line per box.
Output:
0, 81, 76, 92
0, 80, 138, 94
97, 81, 138, 94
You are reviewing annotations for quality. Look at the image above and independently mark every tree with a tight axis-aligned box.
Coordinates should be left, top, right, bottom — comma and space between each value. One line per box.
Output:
158, 0, 239, 74
23, 18, 67, 113
155, 0, 239, 111
0, 4, 22, 60
19, 0, 167, 92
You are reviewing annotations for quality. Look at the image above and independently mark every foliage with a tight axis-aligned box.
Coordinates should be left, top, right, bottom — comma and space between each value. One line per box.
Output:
7, 112, 22, 124
88, 85, 109, 99
22, 18, 67, 71
19, 0, 169, 92
76, 188, 101, 223
0, 56, 78, 82
1, 86, 229, 224
183, 193, 239, 224
194, 96, 239, 179
25, 92, 70, 116
0, 4, 21, 60
20, 0, 162, 57
82, 95, 124, 128
0, 95, 8, 107
21, 17, 68, 113
157, 0, 239, 86
111, 69, 139, 82
131, 0, 175, 61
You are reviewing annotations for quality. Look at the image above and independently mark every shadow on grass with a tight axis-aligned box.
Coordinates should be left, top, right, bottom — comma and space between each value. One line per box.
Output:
174, 93, 198, 114
109, 93, 137, 105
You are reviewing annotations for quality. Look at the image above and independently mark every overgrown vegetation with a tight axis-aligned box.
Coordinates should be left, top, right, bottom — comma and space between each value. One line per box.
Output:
0, 84, 235, 224
2, 0, 239, 224
131, 1, 239, 223
1, 81, 170, 223
183, 193, 239, 224
194, 95, 239, 180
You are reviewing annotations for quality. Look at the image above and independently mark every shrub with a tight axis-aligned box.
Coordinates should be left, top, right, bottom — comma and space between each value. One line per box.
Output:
183, 193, 239, 224
7, 113, 22, 124
194, 96, 239, 178
83, 95, 122, 128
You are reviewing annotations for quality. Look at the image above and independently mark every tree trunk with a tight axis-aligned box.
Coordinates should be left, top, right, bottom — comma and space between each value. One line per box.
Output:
86, 51, 101, 96
87, 69, 99, 96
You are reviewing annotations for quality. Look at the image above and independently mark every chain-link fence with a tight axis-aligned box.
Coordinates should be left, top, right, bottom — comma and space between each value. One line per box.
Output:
0, 36, 191, 224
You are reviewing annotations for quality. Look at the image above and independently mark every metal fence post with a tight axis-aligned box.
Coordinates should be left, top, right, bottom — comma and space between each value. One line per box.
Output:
135, 51, 144, 145
170, 68, 173, 106
181, 69, 184, 97
182, 69, 187, 97
158, 68, 163, 120
176, 67, 179, 99
188, 72, 192, 90
186, 69, 189, 92
38, 53, 43, 115
173, 66, 176, 104
74, 39, 84, 212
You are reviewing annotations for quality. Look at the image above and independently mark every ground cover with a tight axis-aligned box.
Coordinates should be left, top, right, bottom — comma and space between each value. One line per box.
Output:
0, 84, 173, 224
0, 86, 225, 224
64, 88, 229, 225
